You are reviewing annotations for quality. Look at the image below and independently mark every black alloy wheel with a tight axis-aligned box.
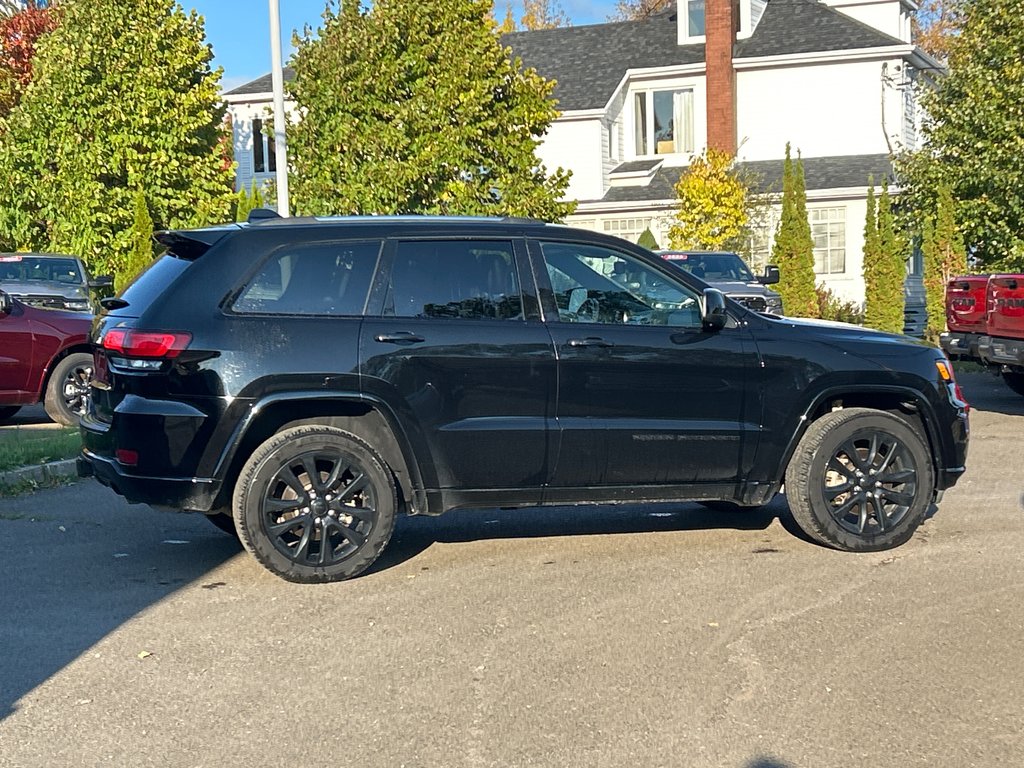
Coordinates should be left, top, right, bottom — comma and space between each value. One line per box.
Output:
821, 432, 918, 536
233, 426, 397, 583
785, 408, 934, 552
44, 352, 93, 426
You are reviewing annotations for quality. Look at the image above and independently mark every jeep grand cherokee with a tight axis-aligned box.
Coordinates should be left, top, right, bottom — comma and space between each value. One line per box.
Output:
79, 215, 969, 583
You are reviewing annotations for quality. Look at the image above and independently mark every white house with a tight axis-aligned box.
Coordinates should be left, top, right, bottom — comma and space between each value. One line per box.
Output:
223, 0, 942, 307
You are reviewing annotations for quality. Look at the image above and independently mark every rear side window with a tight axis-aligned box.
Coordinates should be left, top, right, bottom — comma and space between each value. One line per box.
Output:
233, 240, 381, 316
384, 240, 522, 320
117, 254, 192, 310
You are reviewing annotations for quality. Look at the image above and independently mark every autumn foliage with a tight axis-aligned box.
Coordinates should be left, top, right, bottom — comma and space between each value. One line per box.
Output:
0, 1, 58, 114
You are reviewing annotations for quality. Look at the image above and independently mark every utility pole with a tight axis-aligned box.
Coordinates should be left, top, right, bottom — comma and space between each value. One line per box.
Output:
269, 0, 290, 216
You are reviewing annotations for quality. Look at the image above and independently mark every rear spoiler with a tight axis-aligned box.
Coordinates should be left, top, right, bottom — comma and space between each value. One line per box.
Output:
155, 225, 240, 261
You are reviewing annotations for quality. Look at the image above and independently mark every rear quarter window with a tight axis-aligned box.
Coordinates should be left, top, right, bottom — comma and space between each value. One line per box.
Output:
232, 240, 382, 316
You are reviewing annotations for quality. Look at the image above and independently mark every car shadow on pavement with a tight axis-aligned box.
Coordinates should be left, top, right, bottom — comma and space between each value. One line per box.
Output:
0, 485, 240, 721
370, 497, 811, 576
956, 372, 1024, 416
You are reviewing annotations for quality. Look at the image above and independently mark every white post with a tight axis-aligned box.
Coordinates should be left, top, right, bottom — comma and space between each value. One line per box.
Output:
269, 0, 290, 217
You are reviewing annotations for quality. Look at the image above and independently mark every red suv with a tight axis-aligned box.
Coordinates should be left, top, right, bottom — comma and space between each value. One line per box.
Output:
0, 289, 93, 425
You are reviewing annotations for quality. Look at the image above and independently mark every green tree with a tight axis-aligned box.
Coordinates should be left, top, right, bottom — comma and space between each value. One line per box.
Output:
122, 188, 153, 289
636, 226, 659, 250
0, 0, 234, 276
896, 0, 1024, 269
288, 0, 573, 220
922, 184, 967, 339
770, 144, 818, 317
668, 148, 751, 252
863, 179, 906, 333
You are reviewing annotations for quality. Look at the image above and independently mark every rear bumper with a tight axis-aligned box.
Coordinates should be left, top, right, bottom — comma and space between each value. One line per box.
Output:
78, 449, 220, 512
940, 331, 983, 360
977, 335, 1024, 368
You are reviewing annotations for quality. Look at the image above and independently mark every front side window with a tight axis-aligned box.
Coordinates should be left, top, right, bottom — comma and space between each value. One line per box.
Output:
252, 118, 277, 174
539, 242, 702, 328
233, 241, 381, 315
385, 240, 522, 320
634, 89, 694, 156
810, 208, 846, 274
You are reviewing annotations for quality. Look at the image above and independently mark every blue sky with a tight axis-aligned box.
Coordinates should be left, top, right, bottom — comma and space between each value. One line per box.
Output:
186, 1, 620, 92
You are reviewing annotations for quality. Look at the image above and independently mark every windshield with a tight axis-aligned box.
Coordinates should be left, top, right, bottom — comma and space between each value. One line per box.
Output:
0, 255, 84, 285
662, 252, 755, 283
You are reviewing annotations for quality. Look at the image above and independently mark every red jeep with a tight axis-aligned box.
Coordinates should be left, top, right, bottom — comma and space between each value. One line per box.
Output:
0, 289, 94, 425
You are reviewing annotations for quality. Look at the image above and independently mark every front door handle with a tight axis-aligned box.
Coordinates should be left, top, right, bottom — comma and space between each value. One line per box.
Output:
374, 331, 425, 344
567, 337, 614, 348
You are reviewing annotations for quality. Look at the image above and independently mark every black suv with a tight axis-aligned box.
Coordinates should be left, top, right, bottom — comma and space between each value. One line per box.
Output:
79, 215, 969, 583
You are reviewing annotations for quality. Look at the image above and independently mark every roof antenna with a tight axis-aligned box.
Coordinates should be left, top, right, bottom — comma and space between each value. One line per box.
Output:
248, 208, 282, 224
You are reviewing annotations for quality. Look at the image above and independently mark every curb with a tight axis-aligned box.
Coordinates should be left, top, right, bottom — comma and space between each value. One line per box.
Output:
0, 458, 79, 488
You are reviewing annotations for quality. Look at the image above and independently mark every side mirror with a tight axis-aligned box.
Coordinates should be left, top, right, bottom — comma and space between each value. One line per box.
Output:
89, 275, 114, 289
0, 290, 11, 315
758, 265, 781, 285
702, 288, 728, 331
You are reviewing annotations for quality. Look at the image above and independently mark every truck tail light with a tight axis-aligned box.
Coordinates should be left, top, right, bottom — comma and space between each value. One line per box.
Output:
103, 330, 192, 359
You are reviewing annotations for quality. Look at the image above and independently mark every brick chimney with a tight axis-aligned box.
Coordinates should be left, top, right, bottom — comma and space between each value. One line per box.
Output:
704, 0, 737, 155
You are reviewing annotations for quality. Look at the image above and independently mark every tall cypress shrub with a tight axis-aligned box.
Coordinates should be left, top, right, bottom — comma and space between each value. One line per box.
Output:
770, 144, 818, 317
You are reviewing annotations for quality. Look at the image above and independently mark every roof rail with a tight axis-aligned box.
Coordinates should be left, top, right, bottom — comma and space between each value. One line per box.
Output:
248, 208, 282, 224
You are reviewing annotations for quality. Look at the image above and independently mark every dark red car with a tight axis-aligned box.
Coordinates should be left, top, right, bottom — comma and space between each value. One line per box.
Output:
0, 289, 93, 425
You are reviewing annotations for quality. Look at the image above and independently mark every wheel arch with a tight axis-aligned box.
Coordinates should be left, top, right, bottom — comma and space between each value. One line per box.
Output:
211, 393, 428, 515
36, 343, 93, 402
775, 385, 944, 482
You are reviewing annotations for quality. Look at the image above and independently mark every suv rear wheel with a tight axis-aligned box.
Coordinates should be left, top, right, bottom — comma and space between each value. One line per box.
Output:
44, 352, 92, 426
785, 408, 934, 552
232, 426, 397, 583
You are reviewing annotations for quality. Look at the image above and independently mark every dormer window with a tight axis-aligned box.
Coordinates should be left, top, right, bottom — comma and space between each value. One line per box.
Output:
634, 89, 694, 157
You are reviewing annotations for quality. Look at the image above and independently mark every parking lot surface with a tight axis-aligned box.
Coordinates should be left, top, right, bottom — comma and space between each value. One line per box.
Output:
0, 373, 1021, 768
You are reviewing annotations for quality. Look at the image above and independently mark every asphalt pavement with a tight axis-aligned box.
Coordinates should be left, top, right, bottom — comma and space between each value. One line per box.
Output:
0, 372, 1021, 768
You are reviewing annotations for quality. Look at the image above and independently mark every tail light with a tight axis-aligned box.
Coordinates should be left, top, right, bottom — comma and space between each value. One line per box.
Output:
103, 330, 192, 358
102, 330, 192, 370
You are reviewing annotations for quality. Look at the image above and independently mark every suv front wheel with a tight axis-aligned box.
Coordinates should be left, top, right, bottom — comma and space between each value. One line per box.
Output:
785, 408, 935, 552
233, 426, 398, 583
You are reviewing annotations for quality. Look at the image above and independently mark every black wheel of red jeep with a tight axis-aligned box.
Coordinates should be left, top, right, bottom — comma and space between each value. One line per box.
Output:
43, 352, 92, 426
0, 406, 20, 422
232, 426, 397, 583
785, 408, 934, 552
1002, 370, 1024, 397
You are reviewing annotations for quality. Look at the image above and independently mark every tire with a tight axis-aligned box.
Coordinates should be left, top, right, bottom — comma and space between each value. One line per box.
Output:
784, 408, 934, 552
0, 406, 20, 422
232, 425, 398, 583
43, 352, 92, 426
1002, 370, 1024, 397
204, 511, 240, 538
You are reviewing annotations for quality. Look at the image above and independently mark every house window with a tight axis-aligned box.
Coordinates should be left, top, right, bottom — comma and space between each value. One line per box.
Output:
633, 89, 694, 156
252, 118, 277, 174
810, 208, 846, 274
686, 0, 705, 36
603, 217, 654, 244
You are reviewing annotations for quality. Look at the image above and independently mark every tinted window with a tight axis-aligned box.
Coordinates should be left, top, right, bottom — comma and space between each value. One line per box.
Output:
667, 253, 754, 282
385, 240, 522, 320
540, 242, 701, 328
234, 241, 381, 316
116, 254, 191, 311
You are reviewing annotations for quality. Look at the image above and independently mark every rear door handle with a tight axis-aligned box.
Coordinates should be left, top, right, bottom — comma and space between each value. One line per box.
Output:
567, 337, 614, 348
374, 331, 425, 344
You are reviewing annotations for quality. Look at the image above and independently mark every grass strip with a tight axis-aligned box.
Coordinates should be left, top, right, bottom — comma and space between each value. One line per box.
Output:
0, 426, 82, 472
